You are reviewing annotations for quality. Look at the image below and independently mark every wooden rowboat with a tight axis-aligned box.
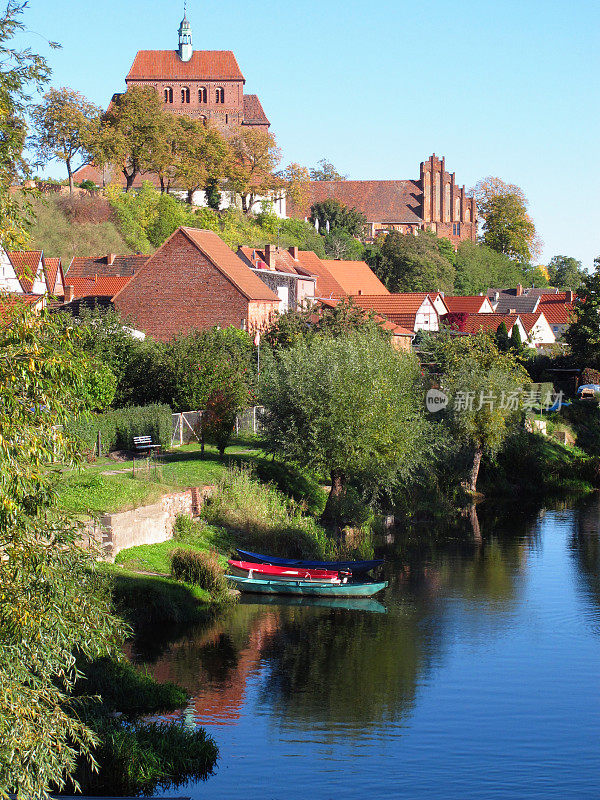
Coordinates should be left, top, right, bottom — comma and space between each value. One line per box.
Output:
226, 574, 388, 598
227, 559, 346, 583
236, 549, 383, 575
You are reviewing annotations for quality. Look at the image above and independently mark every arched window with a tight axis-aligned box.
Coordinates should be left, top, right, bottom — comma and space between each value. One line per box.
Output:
181, 87, 190, 104
465, 208, 471, 222
164, 87, 173, 104
199, 115, 207, 127
215, 87, 225, 104
198, 87, 207, 103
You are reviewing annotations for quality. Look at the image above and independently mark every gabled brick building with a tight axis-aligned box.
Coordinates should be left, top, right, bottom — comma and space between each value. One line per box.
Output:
288, 154, 477, 246
113, 227, 280, 340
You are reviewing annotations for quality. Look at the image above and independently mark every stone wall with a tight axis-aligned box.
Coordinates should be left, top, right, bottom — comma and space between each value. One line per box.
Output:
97, 485, 213, 561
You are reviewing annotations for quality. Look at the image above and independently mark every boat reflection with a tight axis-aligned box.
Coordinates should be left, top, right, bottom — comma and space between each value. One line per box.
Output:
238, 593, 388, 613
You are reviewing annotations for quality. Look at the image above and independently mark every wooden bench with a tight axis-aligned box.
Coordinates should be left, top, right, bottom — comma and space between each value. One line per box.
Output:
132, 435, 161, 456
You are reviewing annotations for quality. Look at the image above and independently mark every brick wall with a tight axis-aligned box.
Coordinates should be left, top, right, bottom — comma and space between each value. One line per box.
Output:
114, 230, 251, 340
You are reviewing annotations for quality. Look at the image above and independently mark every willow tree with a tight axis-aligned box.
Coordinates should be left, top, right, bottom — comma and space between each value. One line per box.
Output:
260, 329, 427, 525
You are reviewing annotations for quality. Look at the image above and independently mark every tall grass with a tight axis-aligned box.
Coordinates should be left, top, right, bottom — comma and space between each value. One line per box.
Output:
171, 548, 227, 598
202, 466, 336, 559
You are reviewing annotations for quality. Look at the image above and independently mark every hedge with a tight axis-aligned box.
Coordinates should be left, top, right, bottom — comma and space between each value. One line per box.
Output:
70, 404, 172, 455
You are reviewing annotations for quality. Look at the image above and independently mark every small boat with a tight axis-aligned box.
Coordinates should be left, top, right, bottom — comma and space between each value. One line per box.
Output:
236, 549, 383, 575
226, 574, 388, 598
228, 559, 346, 583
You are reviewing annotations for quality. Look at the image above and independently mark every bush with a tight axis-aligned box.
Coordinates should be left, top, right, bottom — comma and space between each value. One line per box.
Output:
172, 513, 195, 541
171, 548, 227, 597
69, 403, 172, 455
582, 368, 600, 385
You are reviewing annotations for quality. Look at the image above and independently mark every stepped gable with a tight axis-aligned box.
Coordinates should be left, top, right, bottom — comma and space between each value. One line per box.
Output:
67, 253, 149, 279
127, 50, 245, 82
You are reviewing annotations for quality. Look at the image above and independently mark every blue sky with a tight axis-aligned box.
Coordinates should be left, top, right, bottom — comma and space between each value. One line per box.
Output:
20, 0, 600, 268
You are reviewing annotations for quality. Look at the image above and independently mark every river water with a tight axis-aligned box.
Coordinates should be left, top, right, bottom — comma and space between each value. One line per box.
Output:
135, 496, 600, 800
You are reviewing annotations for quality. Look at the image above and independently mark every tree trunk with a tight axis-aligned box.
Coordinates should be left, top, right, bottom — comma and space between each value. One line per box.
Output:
469, 503, 482, 543
187, 188, 194, 204
469, 446, 483, 493
321, 469, 346, 527
67, 158, 73, 195
123, 168, 136, 193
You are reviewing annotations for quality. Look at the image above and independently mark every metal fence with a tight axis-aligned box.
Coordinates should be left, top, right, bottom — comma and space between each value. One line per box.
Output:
171, 406, 264, 446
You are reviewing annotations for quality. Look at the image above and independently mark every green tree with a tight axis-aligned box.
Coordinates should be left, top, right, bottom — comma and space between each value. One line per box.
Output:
425, 331, 528, 493
547, 255, 585, 290
175, 118, 230, 204
30, 86, 102, 194
509, 323, 524, 351
375, 230, 455, 293
147, 191, 187, 247
204, 175, 221, 210
309, 198, 366, 238
0, 301, 126, 796
227, 126, 281, 214
474, 176, 540, 263
261, 329, 427, 525
323, 229, 365, 259
495, 321, 510, 351
565, 259, 600, 366
91, 87, 171, 192
309, 158, 347, 182
0, 1, 56, 248
454, 240, 524, 294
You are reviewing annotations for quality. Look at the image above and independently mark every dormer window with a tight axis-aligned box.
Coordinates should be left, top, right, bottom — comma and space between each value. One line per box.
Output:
181, 87, 190, 104
215, 87, 225, 104
199, 87, 207, 103
164, 87, 173, 104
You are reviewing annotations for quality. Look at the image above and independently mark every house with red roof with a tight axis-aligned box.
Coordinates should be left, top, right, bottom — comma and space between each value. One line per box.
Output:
538, 292, 575, 340
318, 297, 414, 351
319, 260, 389, 297
237, 245, 317, 310
351, 293, 441, 333
0, 249, 47, 295
442, 295, 494, 315
113, 227, 280, 340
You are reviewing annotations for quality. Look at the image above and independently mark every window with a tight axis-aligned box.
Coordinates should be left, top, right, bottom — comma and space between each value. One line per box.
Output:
225, 113, 229, 124
453, 222, 461, 236
164, 87, 173, 104
198, 87, 207, 103
215, 87, 225, 104
181, 87, 190, 104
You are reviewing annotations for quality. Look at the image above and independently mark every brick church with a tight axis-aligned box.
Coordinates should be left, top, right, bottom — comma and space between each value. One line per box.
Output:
119, 12, 269, 131
289, 154, 478, 246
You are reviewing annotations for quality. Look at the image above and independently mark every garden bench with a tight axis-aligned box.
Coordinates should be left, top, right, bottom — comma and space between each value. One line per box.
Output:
132, 435, 161, 456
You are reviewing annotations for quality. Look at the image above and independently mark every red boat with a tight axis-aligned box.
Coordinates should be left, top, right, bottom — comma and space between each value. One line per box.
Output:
227, 559, 348, 583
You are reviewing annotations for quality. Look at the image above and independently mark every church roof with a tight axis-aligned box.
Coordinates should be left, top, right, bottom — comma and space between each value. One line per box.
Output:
288, 180, 424, 225
126, 50, 245, 82
243, 94, 269, 126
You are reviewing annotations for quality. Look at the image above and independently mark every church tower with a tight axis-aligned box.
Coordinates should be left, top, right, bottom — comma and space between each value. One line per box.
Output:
178, 12, 193, 62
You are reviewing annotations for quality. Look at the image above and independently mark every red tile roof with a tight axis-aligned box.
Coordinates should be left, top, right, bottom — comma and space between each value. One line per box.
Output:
67, 253, 148, 279
43, 257, 60, 293
289, 180, 423, 225
179, 228, 279, 302
351, 293, 436, 330
461, 313, 519, 334
7, 251, 42, 293
442, 295, 492, 314
66, 276, 132, 299
243, 94, 269, 125
316, 298, 413, 337
320, 260, 389, 296
126, 50, 245, 82
238, 246, 314, 278
296, 250, 347, 298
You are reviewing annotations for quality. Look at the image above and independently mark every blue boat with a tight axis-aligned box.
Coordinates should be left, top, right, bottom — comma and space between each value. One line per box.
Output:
227, 574, 388, 598
236, 549, 383, 575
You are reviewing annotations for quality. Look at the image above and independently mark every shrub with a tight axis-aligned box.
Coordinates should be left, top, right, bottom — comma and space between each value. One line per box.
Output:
171, 548, 227, 597
69, 403, 172, 455
203, 388, 237, 456
582, 368, 600, 385
172, 513, 195, 541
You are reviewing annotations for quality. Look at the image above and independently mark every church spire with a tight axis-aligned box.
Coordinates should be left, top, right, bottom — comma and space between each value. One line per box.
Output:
178, 4, 193, 62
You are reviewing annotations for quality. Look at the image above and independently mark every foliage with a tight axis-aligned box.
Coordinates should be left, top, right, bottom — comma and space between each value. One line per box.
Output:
309, 198, 366, 237
0, 1, 56, 248
30, 86, 101, 193
581, 368, 600, 385
510, 322, 523, 350
175, 118, 230, 204
81, 360, 117, 411
105, 180, 156, 252
495, 320, 510, 351
322, 228, 365, 259
309, 158, 347, 182
203, 388, 239, 456
374, 229, 455, 293
227, 126, 282, 213
0, 303, 126, 798
278, 162, 310, 207
547, 255, 585, 290
474, 176, 540, 263
260, 329, 428, 523
68, 403, 173, 455
454, 240, 525, 294
565, 259, 600, 367
171, 548, 227, 597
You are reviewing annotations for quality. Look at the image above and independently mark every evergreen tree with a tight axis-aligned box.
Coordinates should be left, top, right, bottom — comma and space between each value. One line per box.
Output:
509, 323, 523, 351
495, 321, 510, 351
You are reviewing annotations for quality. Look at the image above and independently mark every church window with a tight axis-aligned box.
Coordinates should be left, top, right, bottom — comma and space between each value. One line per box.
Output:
465, 209, 471, 222
199, 87, 207, 103
164, 87, 173, 104
225, 114, 229, 124
444, 184, 450, 221
215, 87, 225, 104
453, 222, 461, 236
181, 87, 190, 103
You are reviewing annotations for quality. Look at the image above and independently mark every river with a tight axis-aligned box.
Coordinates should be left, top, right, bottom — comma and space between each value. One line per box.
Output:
133, 495, 600, 799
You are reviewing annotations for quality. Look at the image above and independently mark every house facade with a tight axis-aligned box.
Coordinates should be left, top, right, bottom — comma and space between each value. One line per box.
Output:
237, 245, 317, 311
352, 293, 440, 332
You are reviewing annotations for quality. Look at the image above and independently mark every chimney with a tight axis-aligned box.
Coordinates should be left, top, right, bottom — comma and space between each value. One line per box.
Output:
264, 244, 275, 269
289, 245, 298, 260
516, 283, 523, 297
566, 290, 573, 303
65, 285, 75, 302
107, 253, 116, 266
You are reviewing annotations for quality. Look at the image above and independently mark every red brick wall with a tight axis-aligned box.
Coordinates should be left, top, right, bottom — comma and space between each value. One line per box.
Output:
114, 230, 252, 340
127, 78, 244, 128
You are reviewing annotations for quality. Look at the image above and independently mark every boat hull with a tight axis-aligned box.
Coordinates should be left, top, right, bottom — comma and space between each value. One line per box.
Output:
236, 549, 383, 574
226, 575, 388, 597
228, 559, 344, 582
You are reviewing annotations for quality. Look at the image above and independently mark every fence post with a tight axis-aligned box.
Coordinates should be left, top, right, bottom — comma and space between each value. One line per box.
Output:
97, 430, 102, 458
253, 405, 256, 435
